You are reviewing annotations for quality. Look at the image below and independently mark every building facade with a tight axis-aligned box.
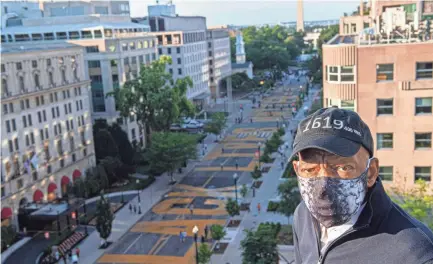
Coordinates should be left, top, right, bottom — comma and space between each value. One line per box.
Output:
146, 11, 211, 106
1, 15, 158, 144
322, 0, 433, 191
42, 0, 130, 17
207, 29, 232, 99
1, 45, 95, 228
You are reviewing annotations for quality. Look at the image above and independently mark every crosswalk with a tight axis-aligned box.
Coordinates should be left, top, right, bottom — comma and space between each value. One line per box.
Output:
236, 131, 273, 139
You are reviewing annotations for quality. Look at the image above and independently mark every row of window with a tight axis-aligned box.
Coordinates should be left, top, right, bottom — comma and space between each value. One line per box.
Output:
85, 39, 156, 54
5, 116, 86, 154
379, 166, 431, 182
4, 147, 88, 191
377, 132, 432, 149
1, 27, 148, 43
2, 87, 83, 116
376, 62, 433, 82
158, 47, 182, 55
377, 97, 432, 115
325, 62, 433, 83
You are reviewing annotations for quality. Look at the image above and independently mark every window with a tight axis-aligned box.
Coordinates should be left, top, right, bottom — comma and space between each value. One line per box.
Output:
177, 58, 181, 64
326, 66, 355, 82
177, 47, 181, 54
131, 128, 136, 139
16, 62, 22, 70
416, 62, 433, 79
178, 68, 182, 75
32, 60, 37, 68
49, 72, 54, 86
158, 48, 162, 55
167, 48, 171, 54
415, 133, 432, 149
47, 59, 51, 67
34, 74, 40, 88
414, 167, 431, 182
169, 68, 173, 75
1, 64, 5, 73
86, 46, 99, 53
377, 99, 393, 115
2, 79, 8, 94
379, 166, 393, 181
122, 43, 128, 51
376, 64, 393, 81
19, 76, 25, 91
61, 69, 67, 83
415, 97, 432, 114
130, 42, 135, 50
88, 60, 101, 68
377, 133, 393, 149
208, 51, 212, 57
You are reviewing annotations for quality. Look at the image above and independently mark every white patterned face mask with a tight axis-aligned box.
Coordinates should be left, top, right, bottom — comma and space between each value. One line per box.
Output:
297, 158, 372, 228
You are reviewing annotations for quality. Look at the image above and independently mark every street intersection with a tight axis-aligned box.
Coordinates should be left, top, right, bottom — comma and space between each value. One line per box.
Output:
97, 83, 301, 264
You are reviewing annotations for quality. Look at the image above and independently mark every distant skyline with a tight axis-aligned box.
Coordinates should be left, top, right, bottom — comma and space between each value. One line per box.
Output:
129, 0, 360, 26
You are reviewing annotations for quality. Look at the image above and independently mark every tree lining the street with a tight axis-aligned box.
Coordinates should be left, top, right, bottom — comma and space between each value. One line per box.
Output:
198, 243, 213, 264
204, 112, 227, 141
96, 194, 114, 247
240, 227, 279, 264
277, 178, 301, 223
147, 132, 198, 181
210, 224, 226, 249
225, 198, 240, 224
108, 55, 195, 146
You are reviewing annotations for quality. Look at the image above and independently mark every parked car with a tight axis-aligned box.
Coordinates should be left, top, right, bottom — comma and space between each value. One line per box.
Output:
170, 123, 183, 131
183, 119, 204, 129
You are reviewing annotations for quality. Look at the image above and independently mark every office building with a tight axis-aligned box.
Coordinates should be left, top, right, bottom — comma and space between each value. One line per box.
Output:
1, 44, 95, 228
322, 0, 433, 190
1, 14, 158, 144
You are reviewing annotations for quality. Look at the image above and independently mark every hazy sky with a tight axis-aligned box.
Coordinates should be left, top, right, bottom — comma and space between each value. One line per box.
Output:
129, 0, 359, 26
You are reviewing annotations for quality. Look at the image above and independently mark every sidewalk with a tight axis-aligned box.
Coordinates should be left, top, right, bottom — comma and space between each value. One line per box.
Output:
211, 86, 319, 264
64, 106, 247, 264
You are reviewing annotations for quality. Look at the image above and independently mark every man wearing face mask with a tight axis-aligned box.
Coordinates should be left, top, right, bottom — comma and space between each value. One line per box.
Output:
290, 107, 433, 264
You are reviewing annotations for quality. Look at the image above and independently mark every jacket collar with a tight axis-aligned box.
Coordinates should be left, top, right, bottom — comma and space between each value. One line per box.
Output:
354, 178, 393, 229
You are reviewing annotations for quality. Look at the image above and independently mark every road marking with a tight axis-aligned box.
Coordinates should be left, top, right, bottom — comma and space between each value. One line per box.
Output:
123, 233, 143, 254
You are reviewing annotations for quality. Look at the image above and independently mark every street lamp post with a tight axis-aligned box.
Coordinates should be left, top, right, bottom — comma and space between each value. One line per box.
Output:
276, 118, 279, 128
257, 142, 262, 169
136, 179, 141, 203
233, 173, 238, 203
193, 225, 199, 264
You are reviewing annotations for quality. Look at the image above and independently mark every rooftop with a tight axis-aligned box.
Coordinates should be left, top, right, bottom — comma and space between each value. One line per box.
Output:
232, 62, 252, 69
0, 43, 80, 54
326, 34, 433, 46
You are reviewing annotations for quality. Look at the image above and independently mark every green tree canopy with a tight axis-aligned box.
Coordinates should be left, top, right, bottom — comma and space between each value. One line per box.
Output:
96, 194, 114, 245
204, 112, 227, 140
225, 198, 240, 220
198, 243, 213, 264
277, 178, 301, 222
210, 224, 227, 249
148, 132, 198, 181
108, 56, 195, 146
93, 128, 119, 162
232, 25, 305, 77
317, 25, 339, 57
240, 228, 279, 264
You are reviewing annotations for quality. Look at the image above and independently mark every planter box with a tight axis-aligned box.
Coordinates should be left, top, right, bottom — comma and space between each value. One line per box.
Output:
253, 181, 263, 189
227, 220, 241, 228
240, 203, 250, 211
213, 242, 229, 254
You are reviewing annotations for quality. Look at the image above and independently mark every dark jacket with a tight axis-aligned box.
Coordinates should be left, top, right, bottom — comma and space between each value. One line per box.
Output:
293, 179, 433, 264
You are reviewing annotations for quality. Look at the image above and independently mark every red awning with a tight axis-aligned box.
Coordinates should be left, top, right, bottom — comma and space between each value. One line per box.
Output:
33, 190, 44, 202
72, 169, 81, 180
1, 207, 12, 220
47, 182, 57, 193
61, 176, 70, 186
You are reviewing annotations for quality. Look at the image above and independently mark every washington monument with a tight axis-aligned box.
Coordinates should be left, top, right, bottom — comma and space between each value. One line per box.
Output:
297, 0, 304, 32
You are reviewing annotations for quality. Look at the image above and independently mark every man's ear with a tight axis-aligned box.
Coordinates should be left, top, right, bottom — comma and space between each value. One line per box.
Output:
367, 158, 379, 188
293, 160, 299, 175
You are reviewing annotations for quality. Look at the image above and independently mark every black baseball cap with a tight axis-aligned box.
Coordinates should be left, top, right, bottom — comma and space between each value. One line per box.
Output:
290, 107, 374, 160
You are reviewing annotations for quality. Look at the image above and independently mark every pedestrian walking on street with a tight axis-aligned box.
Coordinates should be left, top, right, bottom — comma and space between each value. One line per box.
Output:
257, 203, 261, 214
250, 118, 253, 123
129, 204, 132, 214
55, 251, 60, 261
61, 253, 67, 264
182, 231, 187, 242
189, 204, 194, 217
75, 247, 80, 258
204, 225, 209, 240
133, 205, 137, 214
68, 251, 73, 262
179, 231, 183, 242
71, 253, 78, 264
201, 235, 205, 243
221, 163, 224, 171
235, 162, 239, 170
204, 144, 208, 151
221, 147, 225, 154
281, 161, 284, 170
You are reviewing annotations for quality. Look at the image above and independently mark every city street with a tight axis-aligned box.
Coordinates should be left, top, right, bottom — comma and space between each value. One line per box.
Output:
96, 82, 303, 264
